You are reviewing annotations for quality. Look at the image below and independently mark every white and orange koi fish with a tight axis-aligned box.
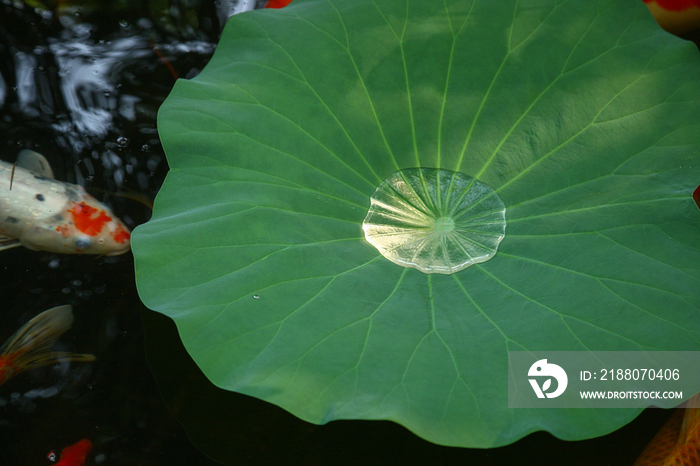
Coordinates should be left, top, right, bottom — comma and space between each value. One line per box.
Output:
0, 150, 130, 255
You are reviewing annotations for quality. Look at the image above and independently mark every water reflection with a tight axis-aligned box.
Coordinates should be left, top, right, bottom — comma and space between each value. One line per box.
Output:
49, 35, 216, 143
0, 1, 225, 194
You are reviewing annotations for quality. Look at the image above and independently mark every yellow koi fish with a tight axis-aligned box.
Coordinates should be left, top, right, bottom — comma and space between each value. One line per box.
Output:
634, 394, 700, 465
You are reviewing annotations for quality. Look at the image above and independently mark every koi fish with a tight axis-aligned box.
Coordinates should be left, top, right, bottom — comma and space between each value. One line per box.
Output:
693, 184, 700, 210
633, 393, 700, 465
643, 0, 700, 35
54, 439, 93, 466
0, 150, 131, 255
265, 0, 293, 8
0, 305, 95, 387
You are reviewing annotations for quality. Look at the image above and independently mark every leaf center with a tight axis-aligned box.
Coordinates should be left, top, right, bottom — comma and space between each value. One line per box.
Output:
433, 217, 455, 233
362, 168, 506, 275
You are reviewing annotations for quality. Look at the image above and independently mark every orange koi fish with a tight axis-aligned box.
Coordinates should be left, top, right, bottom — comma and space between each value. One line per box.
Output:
633, 394, 700, 465
53, 439, 93, 466
643, 0, 700, 34
0, 150, 130, 255
0, 305, 95, 387
265, 0, 293, 8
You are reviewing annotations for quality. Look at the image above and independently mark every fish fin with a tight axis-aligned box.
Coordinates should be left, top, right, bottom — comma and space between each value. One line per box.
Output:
0, 235, 21, 251
0, 305, 96, 386
16, 150, 55, 179
0, 305, 75, 356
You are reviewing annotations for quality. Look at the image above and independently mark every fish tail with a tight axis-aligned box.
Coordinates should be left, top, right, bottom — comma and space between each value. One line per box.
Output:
0, 305, 95, 386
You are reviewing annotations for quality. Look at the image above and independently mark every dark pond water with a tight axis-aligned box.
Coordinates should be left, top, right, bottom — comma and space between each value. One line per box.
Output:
0, 1, 693, 465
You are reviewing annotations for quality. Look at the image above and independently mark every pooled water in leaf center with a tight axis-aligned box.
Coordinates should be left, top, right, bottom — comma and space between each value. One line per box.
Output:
362, 168, 506, 274
434, 217, 455, 233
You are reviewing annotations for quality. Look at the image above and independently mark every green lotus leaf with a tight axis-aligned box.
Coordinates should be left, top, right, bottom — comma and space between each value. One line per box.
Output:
133, 0, 700, 447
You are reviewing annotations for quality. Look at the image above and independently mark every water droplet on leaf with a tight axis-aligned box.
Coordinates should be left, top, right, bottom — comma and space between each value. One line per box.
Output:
362, 168, 506, 274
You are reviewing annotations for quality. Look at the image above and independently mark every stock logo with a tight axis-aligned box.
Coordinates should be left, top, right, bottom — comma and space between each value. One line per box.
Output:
528, 359, 568, 399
